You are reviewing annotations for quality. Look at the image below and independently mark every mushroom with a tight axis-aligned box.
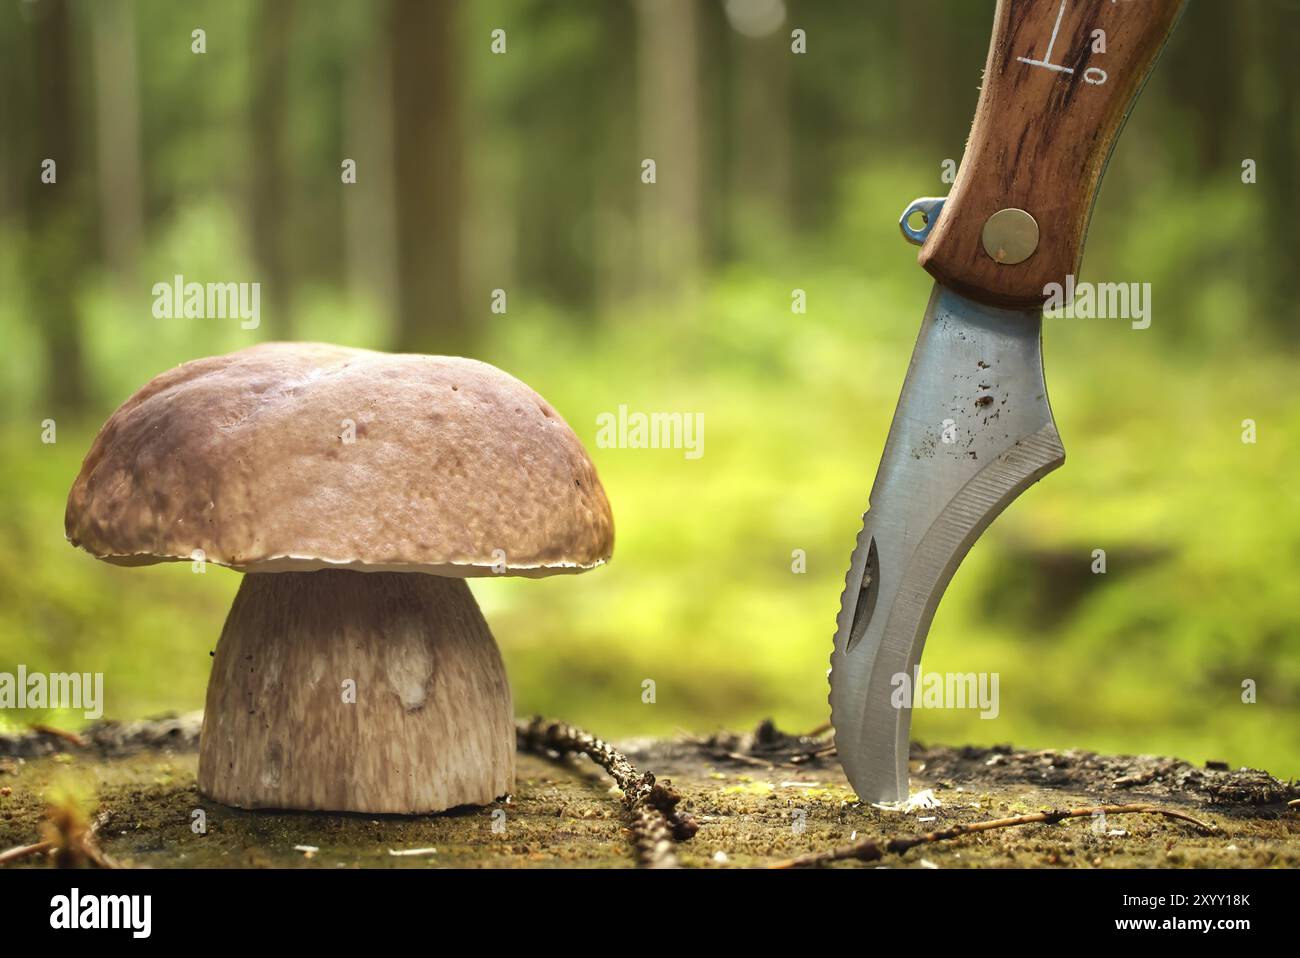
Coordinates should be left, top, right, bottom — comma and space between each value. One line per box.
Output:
65, 342, 613, 813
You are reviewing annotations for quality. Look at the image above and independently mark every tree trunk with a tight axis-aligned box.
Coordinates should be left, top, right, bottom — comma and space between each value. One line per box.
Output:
249, 0, 295, 338
90, 0, 143, 282
635, 0, 702, 298
1253, 4, 1300, 324
728, 18, 790, 256
343, 35, 399, 324
389, 0, 465, 354
28, 0, 88, 413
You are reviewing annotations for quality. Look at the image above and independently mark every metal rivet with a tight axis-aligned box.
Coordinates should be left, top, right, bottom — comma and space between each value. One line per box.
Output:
981, 208, 1039, 265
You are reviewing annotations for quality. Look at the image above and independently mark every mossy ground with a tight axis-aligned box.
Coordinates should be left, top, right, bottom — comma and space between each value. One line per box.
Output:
1, 728, 1295, 868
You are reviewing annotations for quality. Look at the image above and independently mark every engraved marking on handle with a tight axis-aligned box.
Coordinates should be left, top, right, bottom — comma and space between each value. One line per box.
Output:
1015, 0, 1110, 86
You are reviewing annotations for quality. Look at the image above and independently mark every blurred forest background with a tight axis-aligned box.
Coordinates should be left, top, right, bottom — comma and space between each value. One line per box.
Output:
0, 0, 1297, 777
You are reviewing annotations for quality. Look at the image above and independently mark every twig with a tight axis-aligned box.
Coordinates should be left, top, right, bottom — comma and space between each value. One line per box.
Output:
28, 724, 89, 749
517, 716, 698, 868
78, 817, 119, 870
680, 721, 836, 769
790, 744, 838, 765
2, 807, 118, 869
772, 803, 1218, 869
0, 839, 55, 865
677, 730, 791, 769
0, 712, 202, 760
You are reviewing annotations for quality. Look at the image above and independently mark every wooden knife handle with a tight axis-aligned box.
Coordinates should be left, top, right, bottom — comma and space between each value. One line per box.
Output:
918, 0, 1186, 309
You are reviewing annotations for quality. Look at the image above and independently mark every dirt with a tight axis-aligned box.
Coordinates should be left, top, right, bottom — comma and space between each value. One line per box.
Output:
1, 716, 1296, 868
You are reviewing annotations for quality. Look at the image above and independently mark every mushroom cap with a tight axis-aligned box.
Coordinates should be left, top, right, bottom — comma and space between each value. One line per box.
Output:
65, 342, 614, 577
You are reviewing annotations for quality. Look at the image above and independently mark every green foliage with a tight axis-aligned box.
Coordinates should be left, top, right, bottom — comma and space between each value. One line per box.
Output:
3, 168, 1296, 778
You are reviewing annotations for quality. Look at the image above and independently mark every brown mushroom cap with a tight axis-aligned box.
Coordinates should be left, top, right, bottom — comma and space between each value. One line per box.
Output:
65, 342, 613, 576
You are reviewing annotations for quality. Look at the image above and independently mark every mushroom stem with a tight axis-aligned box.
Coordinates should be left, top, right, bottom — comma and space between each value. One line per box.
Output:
198, 570, 514, 814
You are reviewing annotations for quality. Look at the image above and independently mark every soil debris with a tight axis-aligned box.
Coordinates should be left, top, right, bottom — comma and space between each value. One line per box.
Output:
1, 716, 1294, 868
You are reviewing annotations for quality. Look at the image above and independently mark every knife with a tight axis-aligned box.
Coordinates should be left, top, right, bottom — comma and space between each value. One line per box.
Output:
829, 0, 1188, 804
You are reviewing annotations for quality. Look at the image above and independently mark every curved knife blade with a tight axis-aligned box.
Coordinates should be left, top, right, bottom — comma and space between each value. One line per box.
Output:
829, 283, 1065, 804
